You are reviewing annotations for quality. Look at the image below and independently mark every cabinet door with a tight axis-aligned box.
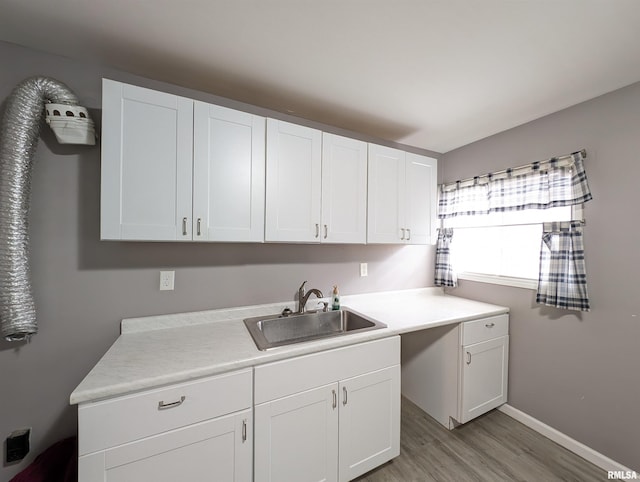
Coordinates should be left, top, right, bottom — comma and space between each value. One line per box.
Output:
367, 144, 405, 243
459, 335, 509, 424
265, 119, 322, 242
254, 384, 339, 482
101, 79, 193, 241
405, 153, 437, 245
79, 410, 252, 482
193, 102, 265, 242
321, 133, 367, 243
338, 365, 400, 482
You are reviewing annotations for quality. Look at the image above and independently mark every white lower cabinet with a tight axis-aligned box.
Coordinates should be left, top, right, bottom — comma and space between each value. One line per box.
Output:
255, 383, 338, 482
401, 314, 509, 429
77, 369, 253, 482
459, 328, 509, 424
254, 337, 401, 482
338, 366, 400, 481
80, 410, 251, 481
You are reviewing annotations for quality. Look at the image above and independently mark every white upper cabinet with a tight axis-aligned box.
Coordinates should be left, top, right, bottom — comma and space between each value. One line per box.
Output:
265, 125, 367, 243
321, 133, 368, 244
367, 143, 437, 244
405, 152, 437, 244
101, 79, 435, 245
193, 102, 265, 242
101, 79, 266, 242
265, 119, 322, 242
101, 79, 194, 241
367, 144, 405, 244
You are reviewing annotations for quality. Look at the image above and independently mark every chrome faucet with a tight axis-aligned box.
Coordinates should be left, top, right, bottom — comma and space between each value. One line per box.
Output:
296, 281, 324, 314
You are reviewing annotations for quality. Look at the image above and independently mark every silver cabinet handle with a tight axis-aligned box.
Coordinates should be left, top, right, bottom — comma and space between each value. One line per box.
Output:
407, 228, 411, 240
242, 419, 247, 442
485, 322, 495, 328
182, 217, 187, 236
400, 228, 406, 240
466, 352, 472, 365
158, 395, 185, 410
342, 386, 348, 406
315, 223, 319, 238
332, 389, 337, 409
324, 224, 328, 239
197, 218, 202, 236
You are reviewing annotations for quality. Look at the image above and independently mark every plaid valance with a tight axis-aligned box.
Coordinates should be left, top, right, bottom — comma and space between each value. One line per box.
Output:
438, 151, 592, 219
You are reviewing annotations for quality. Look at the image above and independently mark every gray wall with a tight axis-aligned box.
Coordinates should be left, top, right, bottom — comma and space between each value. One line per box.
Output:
442, 81, 640, 470
0, 40, 437, 480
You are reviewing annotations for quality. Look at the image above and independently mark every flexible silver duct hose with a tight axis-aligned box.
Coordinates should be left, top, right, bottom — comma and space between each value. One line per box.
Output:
0, 77, 80, 341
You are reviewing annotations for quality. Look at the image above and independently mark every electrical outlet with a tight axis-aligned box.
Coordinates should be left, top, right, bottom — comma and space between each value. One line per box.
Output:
159, 271, 175, 291
360, 263, 368, 277
6, 428, 30, 463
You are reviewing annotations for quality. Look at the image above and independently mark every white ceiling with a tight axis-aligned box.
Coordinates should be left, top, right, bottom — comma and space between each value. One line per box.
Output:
2, 1, 640, 153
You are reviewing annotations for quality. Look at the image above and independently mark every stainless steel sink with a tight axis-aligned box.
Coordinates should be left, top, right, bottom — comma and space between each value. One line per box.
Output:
243, 309, 386, 351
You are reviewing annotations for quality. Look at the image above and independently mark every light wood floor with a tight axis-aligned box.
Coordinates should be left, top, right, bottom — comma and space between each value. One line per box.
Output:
355, 397, 606, 482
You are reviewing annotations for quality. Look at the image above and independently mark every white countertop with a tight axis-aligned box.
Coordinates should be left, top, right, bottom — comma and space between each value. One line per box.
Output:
70, 288, 508, 405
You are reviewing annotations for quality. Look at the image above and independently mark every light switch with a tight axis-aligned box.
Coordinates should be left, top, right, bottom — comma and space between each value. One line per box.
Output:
360, 263, 368, 277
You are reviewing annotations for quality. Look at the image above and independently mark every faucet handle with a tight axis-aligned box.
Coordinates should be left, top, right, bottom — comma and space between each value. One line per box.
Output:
298, 280, 307, 293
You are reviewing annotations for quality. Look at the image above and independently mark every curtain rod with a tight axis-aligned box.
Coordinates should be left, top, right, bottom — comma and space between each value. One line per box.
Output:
442, 149, 587, 190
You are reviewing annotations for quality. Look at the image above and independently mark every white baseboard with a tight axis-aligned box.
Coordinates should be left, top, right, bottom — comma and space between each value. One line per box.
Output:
499, 404, 636, 473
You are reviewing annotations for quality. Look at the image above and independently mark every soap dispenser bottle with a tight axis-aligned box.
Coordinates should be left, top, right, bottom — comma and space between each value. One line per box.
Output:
332, 285, 340, 311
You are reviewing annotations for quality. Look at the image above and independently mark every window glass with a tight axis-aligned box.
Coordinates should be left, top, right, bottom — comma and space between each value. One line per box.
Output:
444, 206, 572, 281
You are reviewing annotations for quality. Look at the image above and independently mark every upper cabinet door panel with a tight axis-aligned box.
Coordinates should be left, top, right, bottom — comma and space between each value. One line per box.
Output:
405, 153, 437, 245
265, 119, 322, 242
321, 134, 367, 244
101, 79, 193, 241
193, 102, 265, 242
367, 144, 405, 244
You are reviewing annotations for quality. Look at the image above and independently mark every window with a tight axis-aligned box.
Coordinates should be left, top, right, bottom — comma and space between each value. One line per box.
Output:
443, 206, 574, 288
435, 150, 591, 309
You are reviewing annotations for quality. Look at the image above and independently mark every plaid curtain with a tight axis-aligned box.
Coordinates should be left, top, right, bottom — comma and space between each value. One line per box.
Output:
439, 151, 592, 218
434, 228, 457, 287
536, 221, 590, 311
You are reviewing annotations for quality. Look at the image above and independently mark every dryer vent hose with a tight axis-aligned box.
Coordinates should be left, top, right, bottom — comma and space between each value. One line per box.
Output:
0, 77, 84, 341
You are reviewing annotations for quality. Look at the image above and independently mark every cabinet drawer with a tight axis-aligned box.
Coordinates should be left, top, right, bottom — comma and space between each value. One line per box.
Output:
255, 336, 400, 404
79, 369, 252, 455
461, 314, 509, 345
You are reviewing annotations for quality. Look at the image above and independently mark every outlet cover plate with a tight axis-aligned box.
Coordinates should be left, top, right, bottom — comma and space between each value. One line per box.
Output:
160, 271, 175, 291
